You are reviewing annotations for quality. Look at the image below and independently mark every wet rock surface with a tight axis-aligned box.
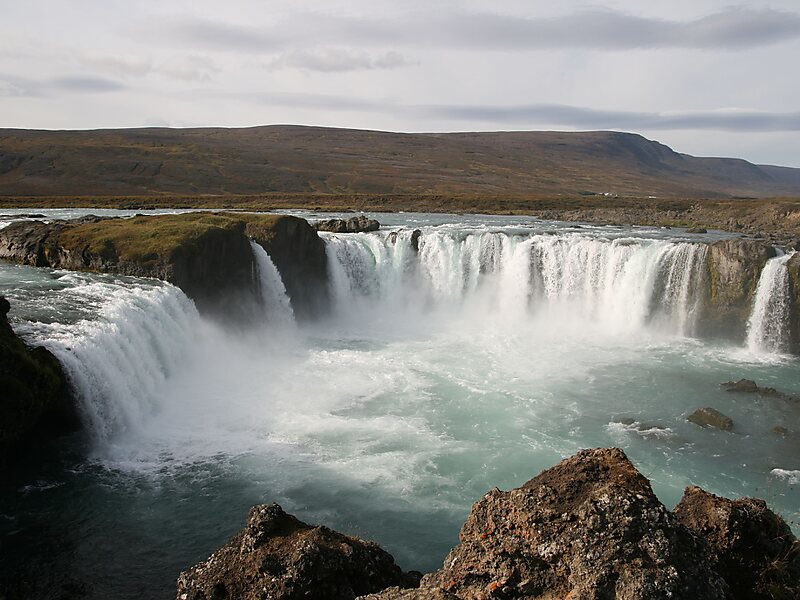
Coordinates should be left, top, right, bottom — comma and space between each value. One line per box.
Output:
675, 486, 800, 600
180, 448, 800, 600
720, 379, 800, 403
0, 296, 78, 464
314, 215, 380, 233
176, 504, 417, 600
787, 254, 800, 353
687, 407, 734, 430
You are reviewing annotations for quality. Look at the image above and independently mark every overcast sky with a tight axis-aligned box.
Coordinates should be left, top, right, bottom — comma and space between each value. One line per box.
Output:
1, 0, 799, 166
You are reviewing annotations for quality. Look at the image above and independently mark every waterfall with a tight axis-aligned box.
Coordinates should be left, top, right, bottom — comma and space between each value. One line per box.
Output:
250, 240, 295, 326
746, 252, 793, 353
322, 229, 708, 335
16, 283, 204, 442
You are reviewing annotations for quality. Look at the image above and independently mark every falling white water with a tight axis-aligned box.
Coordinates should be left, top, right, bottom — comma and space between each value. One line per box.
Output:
16, 282, 204, 442
746, 252, 793, 353
250, 240, 295, 326
323, 229, 708, 336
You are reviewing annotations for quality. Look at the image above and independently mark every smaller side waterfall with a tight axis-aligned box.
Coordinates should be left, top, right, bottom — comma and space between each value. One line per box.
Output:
250, 240, 295, 326
747, 252, 793, 353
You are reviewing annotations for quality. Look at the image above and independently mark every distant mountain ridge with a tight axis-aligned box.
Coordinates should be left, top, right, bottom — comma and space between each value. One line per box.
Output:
0, 125, 798, 198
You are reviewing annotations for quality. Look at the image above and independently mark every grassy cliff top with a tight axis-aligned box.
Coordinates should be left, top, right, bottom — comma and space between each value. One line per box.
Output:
57, 212, 286, 263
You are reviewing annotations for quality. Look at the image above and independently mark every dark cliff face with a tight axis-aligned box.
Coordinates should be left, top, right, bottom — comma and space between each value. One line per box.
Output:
247, 216, 329, 319
697, 239, 777, 341
0, 296, 78, 465
787, 254, 800, 354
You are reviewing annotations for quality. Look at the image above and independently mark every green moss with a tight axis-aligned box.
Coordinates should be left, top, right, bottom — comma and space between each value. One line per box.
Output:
56, 212, 285, 264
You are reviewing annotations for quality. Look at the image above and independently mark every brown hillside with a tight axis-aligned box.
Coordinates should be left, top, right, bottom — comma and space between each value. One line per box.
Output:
0, 125, 798, 198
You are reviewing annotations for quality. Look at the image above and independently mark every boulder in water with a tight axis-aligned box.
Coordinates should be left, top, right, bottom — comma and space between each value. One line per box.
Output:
176, 504, 418, 600
687, 407, 734, 430
686, 227, 708, 234
719, 379, 800, 403
410, 229, 422, 253
675, 486, 800, 599
720, 378, 759, 393
314, 216, 380, 233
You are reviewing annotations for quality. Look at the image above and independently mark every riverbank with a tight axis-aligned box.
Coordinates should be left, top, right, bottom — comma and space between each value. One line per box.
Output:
3, 194, 800, 246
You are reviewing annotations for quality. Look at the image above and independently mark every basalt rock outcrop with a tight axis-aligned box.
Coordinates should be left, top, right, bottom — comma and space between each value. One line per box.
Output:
314, 215, 380, 234
176, 503, 418, 600
787, 253, 800, 353
417, 448, 729, 599
180, 448, 800, 599
698, 239, 776, 341
0, 212, 328, 319
247, 216, 329, 319
0, 296, 78, 464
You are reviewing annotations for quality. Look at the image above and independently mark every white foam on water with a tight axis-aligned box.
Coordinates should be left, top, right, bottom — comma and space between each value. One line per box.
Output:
771, 469, 800, 485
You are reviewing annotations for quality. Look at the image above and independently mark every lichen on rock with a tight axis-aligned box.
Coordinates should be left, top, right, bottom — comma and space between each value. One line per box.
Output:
176, 504, 418, 600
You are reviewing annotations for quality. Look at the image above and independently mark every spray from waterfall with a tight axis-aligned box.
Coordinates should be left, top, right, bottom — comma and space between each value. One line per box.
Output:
747, 252, 793, 354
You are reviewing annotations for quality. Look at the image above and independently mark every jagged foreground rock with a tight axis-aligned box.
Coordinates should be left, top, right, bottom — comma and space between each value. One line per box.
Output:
176, 504, 419, 600
675, 487, 800, 599
177, 448, 800, 599
417, 448, 728, 599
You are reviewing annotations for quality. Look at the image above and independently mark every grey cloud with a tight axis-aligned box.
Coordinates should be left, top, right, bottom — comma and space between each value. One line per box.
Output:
423, 104, 800, 132
76, 52, 219, 82
0, 80, 27, 97
51, 76, 125, 93
78, 54, 153, 77
0, 74, 125, 97
145, 7, 800, 53
249, 91, 390, 112
148, 17, 283, 52
266, 49, 415, 72
233, 90, 800, 133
